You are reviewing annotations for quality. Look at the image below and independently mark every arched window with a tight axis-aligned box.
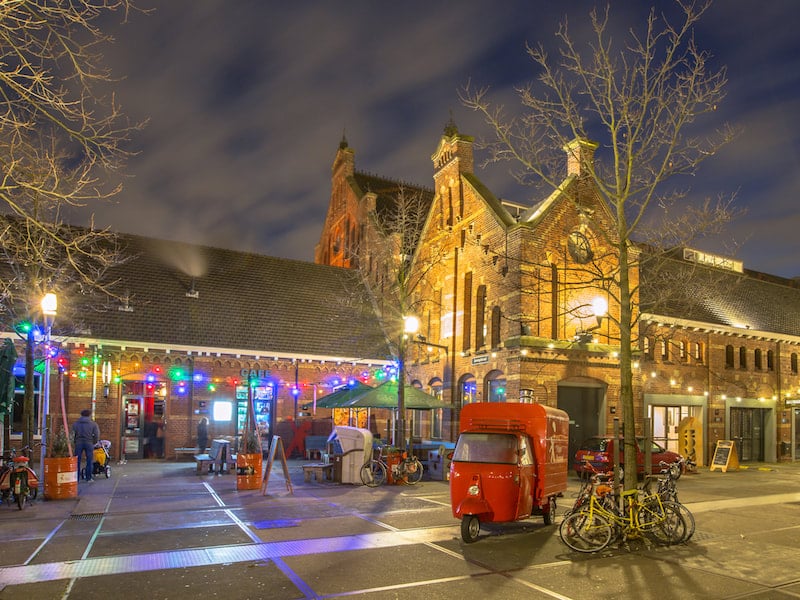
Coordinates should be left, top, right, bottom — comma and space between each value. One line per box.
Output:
475, 285, 486, 349
767, 349, 775, 371
694, 342, 704, 364
725, 345, 734, 368
459, 374, 477, 407
739, 347, 748, 369
661, 340, 669, 362
491, 306, 502, 348
486, 370, 506, 403
462, 272, 472, 352
428, 378, 443, 439
679, 341, 687, 361
792, 353, 798, 375
643, 337, 653, 360
754, 349, 763, 370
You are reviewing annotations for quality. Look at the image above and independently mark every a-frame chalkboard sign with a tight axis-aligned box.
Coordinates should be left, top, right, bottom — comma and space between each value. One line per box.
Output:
709, 440, 739, 472
261, 435, 293, 495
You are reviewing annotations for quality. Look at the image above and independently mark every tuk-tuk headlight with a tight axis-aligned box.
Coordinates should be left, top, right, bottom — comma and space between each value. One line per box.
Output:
467, 484, 480, 496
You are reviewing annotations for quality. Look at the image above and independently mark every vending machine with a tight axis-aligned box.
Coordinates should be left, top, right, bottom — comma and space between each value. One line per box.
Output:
122, 396, 143, 457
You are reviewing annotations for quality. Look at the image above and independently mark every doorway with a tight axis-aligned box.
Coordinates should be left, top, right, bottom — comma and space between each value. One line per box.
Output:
730, 406, 767, 462
558, 383, 605, 465
121, 379, 166, 459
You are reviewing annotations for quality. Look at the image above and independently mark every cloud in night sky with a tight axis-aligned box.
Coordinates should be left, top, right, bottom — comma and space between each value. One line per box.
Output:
82, 1, 800, 278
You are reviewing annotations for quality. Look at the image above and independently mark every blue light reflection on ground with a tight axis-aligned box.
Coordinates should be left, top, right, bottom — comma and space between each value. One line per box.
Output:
0, 526, 457, 587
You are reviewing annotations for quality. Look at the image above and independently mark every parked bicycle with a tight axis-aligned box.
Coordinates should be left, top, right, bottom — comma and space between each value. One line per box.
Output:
360, 446, 423, 487
565, 461, 617, 518
642, 460, 695, 541
559, 486, 686, 553
0, 445, 40, 510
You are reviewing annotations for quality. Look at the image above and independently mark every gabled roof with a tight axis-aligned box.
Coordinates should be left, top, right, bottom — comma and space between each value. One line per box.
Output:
69, 234, 392, 361
641, 254, 800, 338
351, 172, 434, 221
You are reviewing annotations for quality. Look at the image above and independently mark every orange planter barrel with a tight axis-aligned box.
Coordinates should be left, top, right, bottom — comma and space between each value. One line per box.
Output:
236, 453, 263, 490
43, 456, 78, 500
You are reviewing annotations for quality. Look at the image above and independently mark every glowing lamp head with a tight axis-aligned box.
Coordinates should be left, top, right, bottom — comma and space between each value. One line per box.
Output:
403, 315, 420, 335
41, 293, 57, 316
591, 297, 608, 318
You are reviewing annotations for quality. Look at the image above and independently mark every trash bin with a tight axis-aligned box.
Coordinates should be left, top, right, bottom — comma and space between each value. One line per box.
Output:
384, 447, 402, 484
331, 426, 373, 484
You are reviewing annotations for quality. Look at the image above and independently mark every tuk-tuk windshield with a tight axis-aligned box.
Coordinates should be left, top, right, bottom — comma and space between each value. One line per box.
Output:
453, 433, 520, 464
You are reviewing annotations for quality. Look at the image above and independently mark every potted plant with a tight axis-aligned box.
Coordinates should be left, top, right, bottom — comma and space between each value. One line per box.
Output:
236, 429, 263, 490
43, 429, 78, 500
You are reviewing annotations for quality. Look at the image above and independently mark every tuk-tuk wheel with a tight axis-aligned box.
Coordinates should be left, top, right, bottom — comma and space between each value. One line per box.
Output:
543, 496, 557, 525
461, 515, 480, 543
105, 466, 111, 479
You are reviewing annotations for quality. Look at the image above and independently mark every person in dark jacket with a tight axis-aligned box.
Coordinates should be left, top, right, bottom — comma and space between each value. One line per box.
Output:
72, 409, 100, 481
197, 417, 209, 454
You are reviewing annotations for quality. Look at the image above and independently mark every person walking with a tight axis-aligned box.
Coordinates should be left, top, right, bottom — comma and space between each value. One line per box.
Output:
197, 417, 209, 454
72, 408, 100, 482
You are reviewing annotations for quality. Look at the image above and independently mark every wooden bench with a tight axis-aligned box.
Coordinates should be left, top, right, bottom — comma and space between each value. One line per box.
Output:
302, 462, 334, 482
175, 447, 196, 461
304, 435, 329, 460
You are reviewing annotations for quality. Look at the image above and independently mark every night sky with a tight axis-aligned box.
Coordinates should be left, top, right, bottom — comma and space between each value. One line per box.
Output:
83, 1, 800, 278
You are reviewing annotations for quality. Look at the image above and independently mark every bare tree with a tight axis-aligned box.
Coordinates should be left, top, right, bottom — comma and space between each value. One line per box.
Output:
0, 2, 142, 449
462, 1, 737, 489
357, 185, 446, 449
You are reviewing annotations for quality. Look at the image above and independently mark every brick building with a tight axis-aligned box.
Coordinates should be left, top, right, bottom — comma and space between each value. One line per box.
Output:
317, 121, 800, 466
3, 235, 392, 461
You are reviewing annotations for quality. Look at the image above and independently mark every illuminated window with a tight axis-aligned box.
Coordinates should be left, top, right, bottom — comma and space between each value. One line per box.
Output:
488, 377, 507, 402
213, 401, 233, 422
694, 342, 704, 364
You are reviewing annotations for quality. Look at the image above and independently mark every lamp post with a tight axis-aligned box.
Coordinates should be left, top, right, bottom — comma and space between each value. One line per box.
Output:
39, 292, 57, 479
396, 315, 419, 453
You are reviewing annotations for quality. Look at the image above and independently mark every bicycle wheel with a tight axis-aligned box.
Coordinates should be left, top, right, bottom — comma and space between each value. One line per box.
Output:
559, 510, 613, 553
668, 501, 695, 542
360, 460, 386, 487
404, 458, 423, 484
645, 501, 686, 545
15, 489, 25, 510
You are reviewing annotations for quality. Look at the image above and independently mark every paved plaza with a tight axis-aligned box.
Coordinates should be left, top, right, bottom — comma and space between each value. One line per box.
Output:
0, 459, 799, 599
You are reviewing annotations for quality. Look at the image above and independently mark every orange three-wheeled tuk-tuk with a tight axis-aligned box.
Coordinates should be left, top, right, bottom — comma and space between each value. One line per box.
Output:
449, 402, 569, 543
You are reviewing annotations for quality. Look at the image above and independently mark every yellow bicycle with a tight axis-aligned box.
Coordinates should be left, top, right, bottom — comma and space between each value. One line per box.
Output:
559, 487, 686, 553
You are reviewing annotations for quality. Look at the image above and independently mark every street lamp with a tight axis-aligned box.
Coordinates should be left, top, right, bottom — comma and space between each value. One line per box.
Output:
40, 293, 57, 479
396, 315, 420, 452
574, 296, 607, 343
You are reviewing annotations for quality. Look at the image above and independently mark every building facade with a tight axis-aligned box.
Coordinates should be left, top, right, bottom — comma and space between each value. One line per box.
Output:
317, 122, 800, 465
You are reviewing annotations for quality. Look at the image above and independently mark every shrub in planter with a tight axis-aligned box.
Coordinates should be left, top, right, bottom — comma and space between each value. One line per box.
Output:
44, 429, 78, 500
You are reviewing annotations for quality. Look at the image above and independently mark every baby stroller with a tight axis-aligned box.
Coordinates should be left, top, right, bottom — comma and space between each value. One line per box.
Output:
93, 440, 112, 479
